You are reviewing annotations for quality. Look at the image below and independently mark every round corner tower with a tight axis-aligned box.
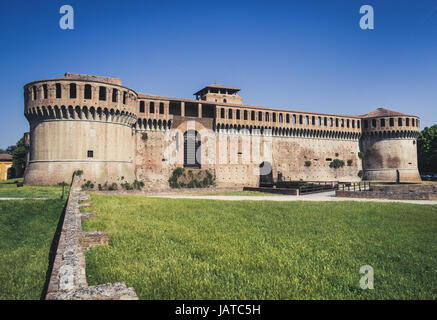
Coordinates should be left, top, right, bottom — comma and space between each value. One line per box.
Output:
360, 108, 421, 182
23, 73, 138, 185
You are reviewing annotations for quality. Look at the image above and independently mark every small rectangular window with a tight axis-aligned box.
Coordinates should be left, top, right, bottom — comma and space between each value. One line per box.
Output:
43, 84, 48, 99
56, 83, 62, 99
87, 150, 94, 158
99, 86, 106, 101
112, 89, 118, 102
84, 85, 92, 99
139, 101, 145, 113
70, 83, 77, 99
159, 102, 164, 114
150, 102, 155, 113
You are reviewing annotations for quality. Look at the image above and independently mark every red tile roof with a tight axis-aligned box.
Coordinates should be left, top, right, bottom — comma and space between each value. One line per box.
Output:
0, 154, 12, 161
359, 108, 413, 118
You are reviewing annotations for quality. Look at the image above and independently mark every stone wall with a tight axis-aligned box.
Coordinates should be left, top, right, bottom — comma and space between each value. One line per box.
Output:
134, 127, 363, 190
336, 184, 437, 200
45, 176, 137, 300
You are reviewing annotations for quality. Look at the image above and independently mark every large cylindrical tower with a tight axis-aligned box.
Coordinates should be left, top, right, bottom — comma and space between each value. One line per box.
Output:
23, 73, 138, 185
360, 108, 421, 182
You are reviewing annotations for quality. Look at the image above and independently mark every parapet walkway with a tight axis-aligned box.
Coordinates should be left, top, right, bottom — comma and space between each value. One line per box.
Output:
148, 191, 437, 205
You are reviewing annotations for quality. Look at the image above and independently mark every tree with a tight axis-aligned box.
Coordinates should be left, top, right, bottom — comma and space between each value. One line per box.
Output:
417, 125, 437, 173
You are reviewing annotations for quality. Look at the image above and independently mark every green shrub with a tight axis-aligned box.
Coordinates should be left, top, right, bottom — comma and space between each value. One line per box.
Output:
358, 152, 364, 159
81, 180, 94, 190
108, 183, 118, 191
169, 168, 185, 188
347, 159, 353, 166
74, 170, 83, 177
169, 168, 214, 189
304, 161, 311, 167
329, 159, 345, 169
141, 132, 148, 140
133, 180, 145, 190
335, 153, 339, 157
358, 170, 364, 178
121, 182, 133, 190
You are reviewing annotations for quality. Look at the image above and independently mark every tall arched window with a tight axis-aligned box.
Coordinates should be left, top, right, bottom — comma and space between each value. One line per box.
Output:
184, 130, 201, 168
32, 86, 37, 100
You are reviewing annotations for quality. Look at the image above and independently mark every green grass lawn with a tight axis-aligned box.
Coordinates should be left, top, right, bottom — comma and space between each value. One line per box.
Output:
0, 198, 65, 299
83, 194, 437, 299
0, 178, 69, 199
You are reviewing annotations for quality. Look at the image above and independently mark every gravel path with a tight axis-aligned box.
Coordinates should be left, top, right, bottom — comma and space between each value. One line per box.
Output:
148, 191, 437, 205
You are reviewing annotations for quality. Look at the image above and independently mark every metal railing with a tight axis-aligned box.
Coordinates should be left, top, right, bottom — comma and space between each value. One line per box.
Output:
340, 181, 371, 192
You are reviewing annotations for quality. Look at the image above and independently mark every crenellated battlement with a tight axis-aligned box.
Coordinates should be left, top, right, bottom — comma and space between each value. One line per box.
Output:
24, 77, 138, 118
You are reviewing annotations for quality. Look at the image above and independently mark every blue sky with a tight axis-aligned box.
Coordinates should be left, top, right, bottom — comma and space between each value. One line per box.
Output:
0, 0, 436, 148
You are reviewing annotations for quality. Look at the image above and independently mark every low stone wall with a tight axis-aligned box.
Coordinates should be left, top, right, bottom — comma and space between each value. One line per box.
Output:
336, 188, 437, 201
45, 176, 138, 300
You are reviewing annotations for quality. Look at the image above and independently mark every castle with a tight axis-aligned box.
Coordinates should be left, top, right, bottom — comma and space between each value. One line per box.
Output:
23, 73, 421, 189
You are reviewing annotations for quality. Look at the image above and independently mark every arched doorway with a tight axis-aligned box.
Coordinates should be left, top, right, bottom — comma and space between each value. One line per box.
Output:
259, 161, 273, 187
184, 130, 201, 168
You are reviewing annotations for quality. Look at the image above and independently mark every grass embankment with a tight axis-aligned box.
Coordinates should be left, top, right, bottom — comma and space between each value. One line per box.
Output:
0, 178, 69, 199
83, 195, 437, 299
0, 199, 65, 299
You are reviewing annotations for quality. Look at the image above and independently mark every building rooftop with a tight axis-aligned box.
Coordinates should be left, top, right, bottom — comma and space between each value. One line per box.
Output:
360, 107, 413, 118
194, 83, 240, 96
0, 154, 12, 161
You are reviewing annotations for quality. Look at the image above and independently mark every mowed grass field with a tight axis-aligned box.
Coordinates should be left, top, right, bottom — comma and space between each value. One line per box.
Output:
0, 198, 65, 299
83, 194, 437, 299
0, 178, 69, 199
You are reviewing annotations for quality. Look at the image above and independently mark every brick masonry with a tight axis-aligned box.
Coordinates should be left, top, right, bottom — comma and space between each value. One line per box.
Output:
45, 176, 138, 300
336, 184, 437, 200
